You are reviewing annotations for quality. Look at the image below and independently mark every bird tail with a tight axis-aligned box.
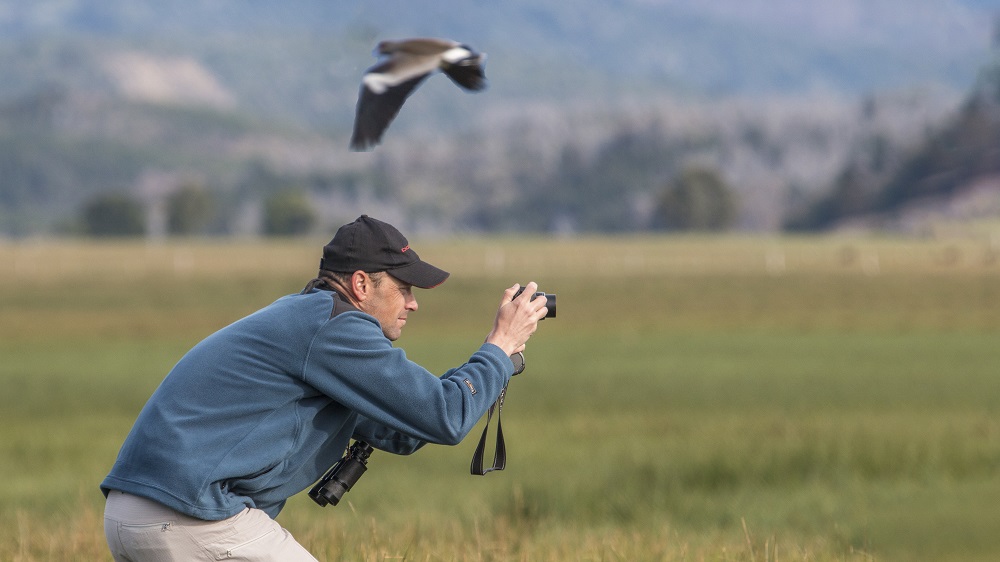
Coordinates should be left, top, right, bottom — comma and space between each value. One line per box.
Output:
442, 57, 487, 91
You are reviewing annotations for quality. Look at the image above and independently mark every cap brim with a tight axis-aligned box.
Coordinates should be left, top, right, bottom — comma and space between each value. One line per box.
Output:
388, 260, 450, 289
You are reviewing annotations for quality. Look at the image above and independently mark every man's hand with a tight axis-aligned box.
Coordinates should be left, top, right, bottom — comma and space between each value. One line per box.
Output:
485, 282, 550, 357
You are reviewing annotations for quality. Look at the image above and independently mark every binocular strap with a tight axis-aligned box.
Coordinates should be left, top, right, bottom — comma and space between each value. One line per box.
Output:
470, 383, 508, 475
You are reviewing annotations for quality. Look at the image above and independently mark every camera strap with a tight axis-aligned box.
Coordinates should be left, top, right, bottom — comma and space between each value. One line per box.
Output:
470, 382, 508, 475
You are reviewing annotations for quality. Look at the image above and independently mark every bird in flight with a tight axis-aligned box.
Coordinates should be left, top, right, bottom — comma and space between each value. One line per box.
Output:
350, 38, 487, 151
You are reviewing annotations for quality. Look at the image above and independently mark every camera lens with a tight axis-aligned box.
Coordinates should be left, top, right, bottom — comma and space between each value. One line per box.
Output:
541, 293, 556, 318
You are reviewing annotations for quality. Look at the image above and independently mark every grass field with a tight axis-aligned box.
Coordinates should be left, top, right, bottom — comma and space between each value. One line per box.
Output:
1, 235, 999, 561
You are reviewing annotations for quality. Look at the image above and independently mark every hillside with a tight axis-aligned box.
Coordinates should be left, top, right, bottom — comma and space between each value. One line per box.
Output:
788, 59, 1000, 233
2, 1, 993, 109
0, 1, 997, 235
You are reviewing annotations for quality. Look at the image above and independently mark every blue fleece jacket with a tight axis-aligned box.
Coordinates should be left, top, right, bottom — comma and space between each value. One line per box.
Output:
101, 288, 513, 520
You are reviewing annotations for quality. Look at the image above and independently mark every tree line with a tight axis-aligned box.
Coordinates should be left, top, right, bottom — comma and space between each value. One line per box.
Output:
72, 166, 740, 238
4, 57, 995, 237
76, 184, 319, 237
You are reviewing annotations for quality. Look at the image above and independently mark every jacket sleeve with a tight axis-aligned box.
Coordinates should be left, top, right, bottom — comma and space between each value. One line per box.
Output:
302, 311, 514, 446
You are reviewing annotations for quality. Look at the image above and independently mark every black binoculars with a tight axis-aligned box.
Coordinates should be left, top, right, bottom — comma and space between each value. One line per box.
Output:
309, 440, 373, 507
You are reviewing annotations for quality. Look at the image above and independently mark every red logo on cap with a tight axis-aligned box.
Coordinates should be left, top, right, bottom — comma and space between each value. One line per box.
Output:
401, 245, 410, 253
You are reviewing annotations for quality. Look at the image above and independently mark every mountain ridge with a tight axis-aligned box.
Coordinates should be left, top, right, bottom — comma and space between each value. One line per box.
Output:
1, 1, 998, 236
1, 0, 994, 101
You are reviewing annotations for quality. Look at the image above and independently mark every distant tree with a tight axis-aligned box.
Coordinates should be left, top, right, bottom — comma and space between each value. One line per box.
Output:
166, 183, 215, 236
81, 192, 146, 237
262, 189, 316, 236
655, 166, 737, 231
518, 130, 679, 232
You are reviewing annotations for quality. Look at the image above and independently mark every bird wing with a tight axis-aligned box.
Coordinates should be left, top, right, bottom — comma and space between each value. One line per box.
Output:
441, 56, 488, 91
350, 72, 431, 151
384, 37, 461, 56
348, 39, 488, 151
362, 53, 442, 93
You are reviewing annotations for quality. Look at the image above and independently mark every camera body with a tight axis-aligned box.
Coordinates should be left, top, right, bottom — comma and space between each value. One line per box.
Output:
309, 440, 373, 507
513, 286, 557, 318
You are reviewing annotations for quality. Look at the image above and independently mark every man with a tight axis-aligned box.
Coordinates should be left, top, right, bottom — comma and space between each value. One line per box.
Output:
101, 215, 548, 561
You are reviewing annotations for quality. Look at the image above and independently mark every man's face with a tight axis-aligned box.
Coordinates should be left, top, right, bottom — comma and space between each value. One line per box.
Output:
362, 274, 417, 341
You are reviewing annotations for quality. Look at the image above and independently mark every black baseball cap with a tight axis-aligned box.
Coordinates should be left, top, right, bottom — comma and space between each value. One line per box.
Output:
320, 215, 449, 289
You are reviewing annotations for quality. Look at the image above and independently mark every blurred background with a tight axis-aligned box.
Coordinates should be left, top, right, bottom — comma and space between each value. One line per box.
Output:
4, 3, 1000, 561
1, 0, 998, 239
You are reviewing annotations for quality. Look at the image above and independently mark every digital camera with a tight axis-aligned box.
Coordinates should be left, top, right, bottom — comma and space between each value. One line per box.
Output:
513, 286, 557, 318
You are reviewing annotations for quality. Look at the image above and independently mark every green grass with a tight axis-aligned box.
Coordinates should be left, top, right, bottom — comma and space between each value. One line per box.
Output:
1, 236, 998, 560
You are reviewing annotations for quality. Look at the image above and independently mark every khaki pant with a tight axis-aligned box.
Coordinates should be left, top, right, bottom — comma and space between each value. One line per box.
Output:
104, 491, 317, 561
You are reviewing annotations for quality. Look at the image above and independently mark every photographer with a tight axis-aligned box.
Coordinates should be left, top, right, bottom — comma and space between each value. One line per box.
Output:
101, 215, 548, 561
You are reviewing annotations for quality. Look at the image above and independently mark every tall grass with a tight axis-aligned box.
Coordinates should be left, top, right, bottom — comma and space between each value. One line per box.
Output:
1, 236, 998, 561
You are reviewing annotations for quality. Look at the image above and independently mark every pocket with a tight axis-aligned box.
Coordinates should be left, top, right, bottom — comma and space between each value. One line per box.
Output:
208, 507, 282, 560
118, 520, 177, 555
214, 527, 277, 559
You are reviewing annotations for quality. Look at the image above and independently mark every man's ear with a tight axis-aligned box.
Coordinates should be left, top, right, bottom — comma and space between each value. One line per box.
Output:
350, 270, 372, 302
